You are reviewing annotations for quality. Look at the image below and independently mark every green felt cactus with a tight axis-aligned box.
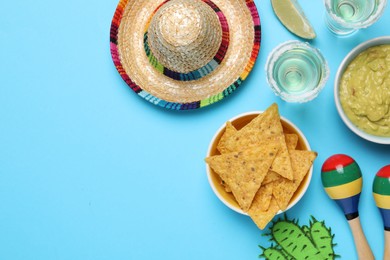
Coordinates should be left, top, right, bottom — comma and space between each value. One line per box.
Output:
270, 220, 322, 259
259, 215, 338, 260
259, 246, 287, 260
259, 245, 294, 260
309, 217, 338, 260
302, 225, 311, 240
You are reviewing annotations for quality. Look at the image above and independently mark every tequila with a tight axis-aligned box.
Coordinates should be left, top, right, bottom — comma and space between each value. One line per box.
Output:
266, 41, 329, 103
331, 0, 375, 23
324, 0, 386, 35
273, 48, 322, 94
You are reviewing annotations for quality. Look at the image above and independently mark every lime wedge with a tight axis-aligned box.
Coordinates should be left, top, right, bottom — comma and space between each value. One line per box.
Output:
271, 0, 316, 40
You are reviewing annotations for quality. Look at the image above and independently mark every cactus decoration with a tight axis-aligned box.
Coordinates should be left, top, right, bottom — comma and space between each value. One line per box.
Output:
259, 215, 339, 260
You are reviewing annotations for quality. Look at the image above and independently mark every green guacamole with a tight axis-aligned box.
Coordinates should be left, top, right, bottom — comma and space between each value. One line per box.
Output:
340, 45, 390, 137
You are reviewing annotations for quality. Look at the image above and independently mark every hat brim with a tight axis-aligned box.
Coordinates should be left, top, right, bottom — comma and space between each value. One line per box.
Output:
110, 0, 261, 110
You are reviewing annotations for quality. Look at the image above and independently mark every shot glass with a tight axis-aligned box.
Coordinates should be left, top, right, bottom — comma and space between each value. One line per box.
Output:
265, 41, 329, 103
324, 0, 387, 36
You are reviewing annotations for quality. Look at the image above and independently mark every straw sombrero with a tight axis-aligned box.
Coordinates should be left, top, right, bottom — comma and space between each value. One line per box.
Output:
110, 0, 261, 110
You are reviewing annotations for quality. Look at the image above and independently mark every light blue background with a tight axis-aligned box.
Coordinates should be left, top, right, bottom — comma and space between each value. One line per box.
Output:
1, 0, 390, 259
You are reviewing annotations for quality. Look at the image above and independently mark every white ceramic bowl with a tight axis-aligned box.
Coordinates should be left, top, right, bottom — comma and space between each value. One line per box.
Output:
205, 111, 313, 215
334, 36, 390, 145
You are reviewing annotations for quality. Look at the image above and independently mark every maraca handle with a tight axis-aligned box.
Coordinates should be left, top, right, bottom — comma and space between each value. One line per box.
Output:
348, 217, 374, 260
384, 231, 390, 260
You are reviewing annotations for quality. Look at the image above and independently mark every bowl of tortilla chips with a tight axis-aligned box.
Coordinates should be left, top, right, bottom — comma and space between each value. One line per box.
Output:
205, 103, 317, 230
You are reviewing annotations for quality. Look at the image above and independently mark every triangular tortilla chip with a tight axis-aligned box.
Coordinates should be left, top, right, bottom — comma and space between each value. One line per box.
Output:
269, 134, 293, 180
222, 104, 294, 181
272, 150, 317, 211
263, 134, 297, 184
254, 184, 273, 211
217, 121, 237, 154
285, 134, 298, 150
205, 142, 280, 212
262, 170, 282, 185
223, 104, 279, 151
248, 197, 280, 230
218, 121, 237, 192
271, 179, 294, 212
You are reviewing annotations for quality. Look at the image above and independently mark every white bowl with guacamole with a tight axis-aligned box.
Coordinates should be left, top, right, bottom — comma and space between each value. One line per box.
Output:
335, 36, 390, 144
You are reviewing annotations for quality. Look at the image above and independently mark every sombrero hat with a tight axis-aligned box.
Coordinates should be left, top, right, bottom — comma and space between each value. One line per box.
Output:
110, 0, 261, 110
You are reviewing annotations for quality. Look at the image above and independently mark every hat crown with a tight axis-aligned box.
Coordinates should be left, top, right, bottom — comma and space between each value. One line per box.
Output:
158, 5, 202, 47
147, 0, 223, 74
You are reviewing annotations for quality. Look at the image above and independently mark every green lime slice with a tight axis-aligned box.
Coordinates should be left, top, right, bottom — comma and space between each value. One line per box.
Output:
271, 0, 316, 40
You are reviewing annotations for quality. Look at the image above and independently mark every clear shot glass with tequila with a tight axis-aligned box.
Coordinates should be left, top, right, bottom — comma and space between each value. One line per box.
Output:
324, 0, 387, 36
265, 41, 329, 103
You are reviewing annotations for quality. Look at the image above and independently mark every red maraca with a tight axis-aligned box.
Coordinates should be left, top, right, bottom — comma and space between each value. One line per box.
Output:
321, 154, 374, 260
373, 165, 390, 259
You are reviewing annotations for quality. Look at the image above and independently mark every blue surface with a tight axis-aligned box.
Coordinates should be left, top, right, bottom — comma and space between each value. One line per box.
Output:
1, 0, 390, 259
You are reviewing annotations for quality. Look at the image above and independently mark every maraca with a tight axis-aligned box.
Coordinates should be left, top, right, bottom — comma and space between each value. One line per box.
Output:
321, 154, 374, 260
373, 165, 390, 259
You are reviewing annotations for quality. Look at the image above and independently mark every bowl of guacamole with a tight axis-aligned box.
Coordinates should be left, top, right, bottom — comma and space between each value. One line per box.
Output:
335, 36, 390, 144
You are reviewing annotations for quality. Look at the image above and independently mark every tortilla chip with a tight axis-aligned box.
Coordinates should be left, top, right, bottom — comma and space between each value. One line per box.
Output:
271, 179, 294, 212
254, 184, 273, 211
262, 134, 298, 184
262, 170, 282, 185
218, 122, 238, 192
217, 121, 237, 154
222, 104, 294, 181
263, 134, 298, 185
223, 104, 279, 151
285, 134, 298, 150
248, 197, 280, 230
261, 134, 299, 184
269, 134, 294, 180
264, 134, 296, 184
272, 150, 317, 211
205, 142, 280, 212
